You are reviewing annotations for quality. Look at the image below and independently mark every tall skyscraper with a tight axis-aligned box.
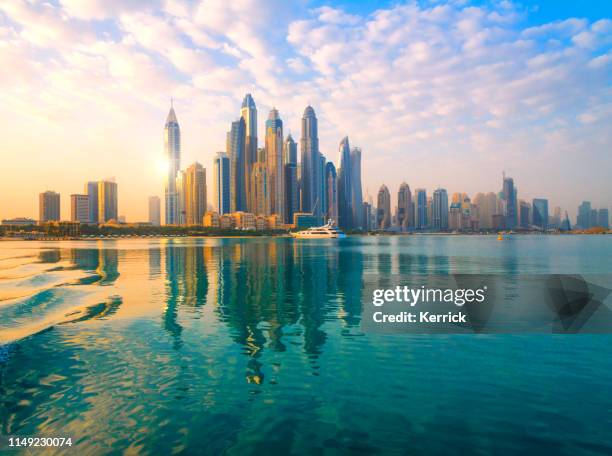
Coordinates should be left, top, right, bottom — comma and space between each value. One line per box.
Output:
532, 198, 548, 230
397, 182, 411, 231
241, 94, 258, 213
284, 134, 297, 166
184, 162, 207, 225
501, 175, 517, 229
432, 188, 449, 230
98, 179, 118, 223
284, 163, 299, 225
376, 184, 391, 229
577, 201, 592, 229
337, 136, 352, 229
176, 170, 186, 225
415, 189, 427, 230
227, 117, 246, 212
518, 200, 531, 228
86, 181, 98, 224
320, 154, 327, 219
350, 147, 364, 229
164, 101, 180, 225
70, 194, 89, 223
39, 191, 60, 222
597, 208, 609, 228
265, 108, 284, 219
325, 162, 338, 223
148, 196, 161, 226
251, 157, 269, 216
213, 152, 231, 215
300, 106, 321, 216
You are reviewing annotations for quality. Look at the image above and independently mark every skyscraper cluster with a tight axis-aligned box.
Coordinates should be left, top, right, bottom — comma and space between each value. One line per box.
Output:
164, 95, 365, 230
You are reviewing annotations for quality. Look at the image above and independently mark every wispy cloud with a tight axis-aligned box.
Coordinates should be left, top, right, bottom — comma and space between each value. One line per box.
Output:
0, 0, 610, 220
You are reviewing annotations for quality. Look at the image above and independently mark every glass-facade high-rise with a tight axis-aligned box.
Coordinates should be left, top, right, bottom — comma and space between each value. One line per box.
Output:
337, 136, 352, 230
432, 188, 449, 230
184, 162, 207, 226
213, 152, 230, 215
415, 188, 427, 230
227, 118, 246, 212
265, 108, 284, 220
241, 94, 257, 213
325, 162, 338, 223
350, 147, 363, 230
164, 102, 180, 225
148, 196, 161, 226
532, 198, 548, 230
502, 175, 517, 229
86, 181, 98, 224
300, 106, 321, 217
577, 201, 592, 229
98, 179, 118, 223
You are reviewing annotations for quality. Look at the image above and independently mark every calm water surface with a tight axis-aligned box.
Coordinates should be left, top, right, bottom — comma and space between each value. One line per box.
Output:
1, 235, 611, 454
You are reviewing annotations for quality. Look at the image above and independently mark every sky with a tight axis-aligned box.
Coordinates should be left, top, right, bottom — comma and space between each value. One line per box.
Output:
0, 0, 610, 222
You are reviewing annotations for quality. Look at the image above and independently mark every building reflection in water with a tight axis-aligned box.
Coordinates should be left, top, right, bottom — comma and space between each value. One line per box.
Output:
156, 238, 366, 384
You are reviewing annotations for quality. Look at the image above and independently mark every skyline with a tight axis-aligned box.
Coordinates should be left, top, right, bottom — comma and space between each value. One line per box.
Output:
1, 0, 611, 221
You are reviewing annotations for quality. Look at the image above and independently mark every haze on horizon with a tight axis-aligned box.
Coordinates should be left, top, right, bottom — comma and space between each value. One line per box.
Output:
0, 0, 611, 222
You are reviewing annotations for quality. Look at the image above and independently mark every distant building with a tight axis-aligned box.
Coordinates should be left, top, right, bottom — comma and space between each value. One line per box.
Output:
86, 181, 99, 224
227, 117, 246, 212
1, 217, 37, 227
325, 162, 338, 223
70, 194, 90, 223
518, 200, 531, 229
184, 162, 207, 226
532, 198, 548, 230
148, 196, 161, 226
203, 211, 220, 228
577, 201, 591, 229
232, 211, 256, 230
293, 212, 321, 229
213, 152, 230, 215
337, 136, 352, 230
98, 180, 118, 223
590, 209, 598, 229
432, 188, 449, 230
501, 175, 517, 229
362, 201, 372, 231
397, 183, 411, 231
350, 147, 364, 230
265, 108, 284, 220
284, 163, 299, 225
415, 189, 427, 230
300, 106, 322, 217
39, 191, 60, 222
597, 208, 609, 229
376, 185, 391, 229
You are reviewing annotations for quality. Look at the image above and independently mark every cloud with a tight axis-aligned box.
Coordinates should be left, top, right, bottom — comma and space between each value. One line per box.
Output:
0, 0, 610, 221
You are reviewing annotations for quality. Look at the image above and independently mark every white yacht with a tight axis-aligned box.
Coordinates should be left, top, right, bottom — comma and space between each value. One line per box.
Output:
291, 220, 346, 239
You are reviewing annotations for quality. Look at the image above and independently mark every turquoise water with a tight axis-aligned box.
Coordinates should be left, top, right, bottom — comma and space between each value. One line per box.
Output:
1, 235, 611, 454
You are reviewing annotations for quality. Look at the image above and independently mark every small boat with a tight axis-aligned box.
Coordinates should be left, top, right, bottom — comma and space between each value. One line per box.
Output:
291, 220, 346, 239
497, 232, 504, 241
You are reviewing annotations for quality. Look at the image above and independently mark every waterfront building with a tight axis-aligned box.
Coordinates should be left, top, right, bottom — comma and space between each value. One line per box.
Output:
325, 162, 338, 223
293, 212, 321, 229
350, 147, 364, 229
148, 196, 161, 226
164, 101, 181, 225
473, 192, 497, 229
98, 179, 118, 223
220, 214, 234, 229
597, 208, 609, 228
251, 159, 269, 216
362, 201, 372, 231
300, 106, 321, 216
232, 211, 256, 230
176, 170, 186, 225
86, 181, 99, 224
227, 117, 246, 212
518, 200, 531, 229
39, 191, 60, 222
577, 201, 592, 229
203, 211, 220, 228
241, 94, 258, 213
432, 188, 449, 230
337, 136, 352, 229
265, 108, 284, 220
532, 198, 548, 230
1, 218, 37, 227
70, 194, 89, 223
376, 184, 391, 230
560, 211, 572, 231
415, 189, 427, 230
397, 183, 411, 231
184, 162, 207, 226
213, 152, 231, 215
449, 202, 461, 231
284, 163, 299, 225
501, 175, 517, 229
590, 209, 598, 228
550, 206, 562, 229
